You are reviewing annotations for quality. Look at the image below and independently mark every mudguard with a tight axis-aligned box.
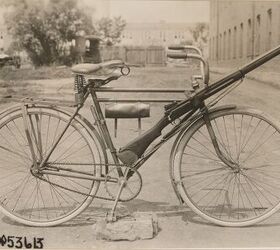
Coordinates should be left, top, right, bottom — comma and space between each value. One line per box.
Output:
169, 104, 237, 204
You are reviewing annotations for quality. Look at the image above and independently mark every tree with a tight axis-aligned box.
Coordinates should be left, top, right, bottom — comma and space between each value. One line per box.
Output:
2, 0, 126, 66
2, 0, 94, 66
189, 23, 209, 53
96, 16, 126, 46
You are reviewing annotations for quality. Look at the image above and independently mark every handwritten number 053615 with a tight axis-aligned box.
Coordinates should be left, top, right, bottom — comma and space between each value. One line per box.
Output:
0, 235, 44, 249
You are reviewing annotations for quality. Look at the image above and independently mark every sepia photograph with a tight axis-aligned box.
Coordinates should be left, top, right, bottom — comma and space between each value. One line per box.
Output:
0, 0, 280, 249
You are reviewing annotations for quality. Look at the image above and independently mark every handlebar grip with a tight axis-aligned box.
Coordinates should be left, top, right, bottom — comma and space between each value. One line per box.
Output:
168, 45, 186, 50
167, 51, 187, 59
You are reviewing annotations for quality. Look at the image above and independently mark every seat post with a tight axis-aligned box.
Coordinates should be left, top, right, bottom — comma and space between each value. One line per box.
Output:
89, 88, 121, 167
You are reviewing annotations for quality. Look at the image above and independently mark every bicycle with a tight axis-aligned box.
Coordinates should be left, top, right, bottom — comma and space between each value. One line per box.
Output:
0, 45, 280, 227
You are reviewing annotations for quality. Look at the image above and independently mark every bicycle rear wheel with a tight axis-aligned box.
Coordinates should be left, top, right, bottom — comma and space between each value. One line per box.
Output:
172, 107, 280, 226
0, 106, 105, 226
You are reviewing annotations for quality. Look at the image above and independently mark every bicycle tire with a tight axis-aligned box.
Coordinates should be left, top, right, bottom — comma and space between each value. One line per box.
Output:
171, 106, 280, 226
0, 105, 106, 226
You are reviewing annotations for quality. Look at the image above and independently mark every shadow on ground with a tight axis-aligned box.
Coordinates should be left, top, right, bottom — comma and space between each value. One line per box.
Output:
3, 199, 280, 228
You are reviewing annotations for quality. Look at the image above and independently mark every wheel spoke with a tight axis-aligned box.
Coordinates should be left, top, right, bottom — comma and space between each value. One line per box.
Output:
0, 108, 101, 226
176, 109, 280, 226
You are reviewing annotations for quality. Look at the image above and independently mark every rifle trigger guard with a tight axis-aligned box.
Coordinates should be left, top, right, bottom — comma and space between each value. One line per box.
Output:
167, 113, 172, 122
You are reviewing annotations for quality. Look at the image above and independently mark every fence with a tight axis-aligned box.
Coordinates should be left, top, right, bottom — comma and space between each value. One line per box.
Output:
100, 46, 166, 66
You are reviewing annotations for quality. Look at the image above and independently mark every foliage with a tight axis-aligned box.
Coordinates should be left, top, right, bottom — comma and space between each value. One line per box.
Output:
189, 23, 209, 52
2, 0, 94, 66
96, 16, 126, 46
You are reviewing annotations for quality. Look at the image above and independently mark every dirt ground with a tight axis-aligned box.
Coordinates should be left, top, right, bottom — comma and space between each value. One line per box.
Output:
0, 66, 280, 249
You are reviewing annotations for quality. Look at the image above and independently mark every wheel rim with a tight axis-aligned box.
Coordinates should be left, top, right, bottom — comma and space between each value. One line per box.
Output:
0, 108, 101, 225
178, 110, 280, 224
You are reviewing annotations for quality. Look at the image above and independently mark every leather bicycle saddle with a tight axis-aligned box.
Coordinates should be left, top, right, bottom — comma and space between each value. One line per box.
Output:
71, 60, 125, 80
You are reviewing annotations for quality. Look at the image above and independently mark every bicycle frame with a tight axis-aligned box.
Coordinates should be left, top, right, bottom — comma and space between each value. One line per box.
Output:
1, 43, 280, 226
17, 44, 280, 207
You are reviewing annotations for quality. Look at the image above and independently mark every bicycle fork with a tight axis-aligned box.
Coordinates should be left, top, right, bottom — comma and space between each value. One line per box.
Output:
202, 106, 238, 170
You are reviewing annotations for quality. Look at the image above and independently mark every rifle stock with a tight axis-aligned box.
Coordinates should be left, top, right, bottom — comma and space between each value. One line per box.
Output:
118, 116, 170, 165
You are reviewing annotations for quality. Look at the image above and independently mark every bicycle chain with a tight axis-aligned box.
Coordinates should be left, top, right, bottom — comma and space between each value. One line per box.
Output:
36, 167, 116, 201
45, 161, 122, 199
37, 162, 141, 202
43, 176, 117, 201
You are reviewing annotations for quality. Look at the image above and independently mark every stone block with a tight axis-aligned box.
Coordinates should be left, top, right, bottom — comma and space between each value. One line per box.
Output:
93, 213, 159, 241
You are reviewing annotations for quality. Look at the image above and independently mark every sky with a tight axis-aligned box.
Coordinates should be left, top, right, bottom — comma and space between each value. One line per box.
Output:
87, 0, 210, 23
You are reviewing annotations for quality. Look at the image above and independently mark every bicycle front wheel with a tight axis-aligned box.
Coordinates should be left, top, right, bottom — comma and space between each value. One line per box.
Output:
172, 107, 280, 226
0, 106, 105, 226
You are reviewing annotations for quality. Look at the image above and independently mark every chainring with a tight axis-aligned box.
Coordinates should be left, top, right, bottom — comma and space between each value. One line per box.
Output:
104, 166, 142, 202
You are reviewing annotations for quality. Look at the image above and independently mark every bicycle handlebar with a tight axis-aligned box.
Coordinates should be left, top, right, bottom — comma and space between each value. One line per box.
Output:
166, 51, 188, 59
167, 51, 210, 85
168, 45, 203, 56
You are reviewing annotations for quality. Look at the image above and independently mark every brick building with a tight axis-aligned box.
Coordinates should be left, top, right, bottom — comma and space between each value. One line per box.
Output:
209, 0, 280, 67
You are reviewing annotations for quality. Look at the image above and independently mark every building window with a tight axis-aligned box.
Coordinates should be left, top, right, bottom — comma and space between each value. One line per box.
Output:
233, 26, 237, 59
228, 29, 231, 60
212, 37, 214, 60
266, 9, 272, 50
215, 35, 219, 60
247, 18, 253, 58
239, 23, 243, 58
223, 31, 226, 60
210, 37, 213, 60
212, 36, 215, 60
209, 38, 211, 60
255, 14, 261, 56
219, 33, 222, 61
